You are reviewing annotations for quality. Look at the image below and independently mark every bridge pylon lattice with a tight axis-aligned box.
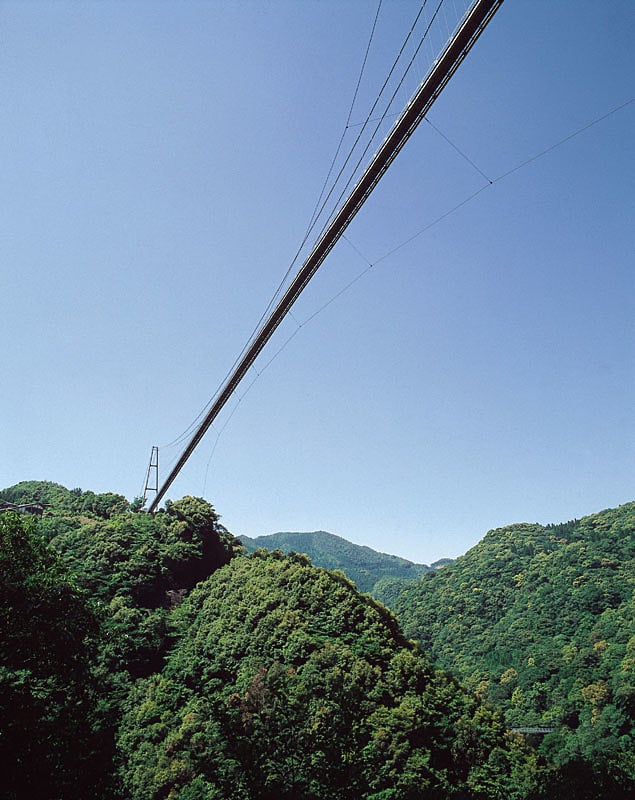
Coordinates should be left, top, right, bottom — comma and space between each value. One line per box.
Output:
143, 446, 159, 505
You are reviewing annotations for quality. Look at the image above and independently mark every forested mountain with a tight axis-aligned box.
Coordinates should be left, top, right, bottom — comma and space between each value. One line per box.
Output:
239, 530, 443, 594
391, 503, 635, 795
1, 481, 537, 799
119, 550, 536, 799
2, 480, 634, 797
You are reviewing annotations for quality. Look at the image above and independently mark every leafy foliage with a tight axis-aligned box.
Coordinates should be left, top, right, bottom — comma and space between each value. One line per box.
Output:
1, 486, 243, 800
0, 480, 129, 520
118, 549, 537, 799
48, 494, 240, 605
0, 511, 109, 799
391, 503, 635, 796
5, 479, 632, 798
44, 492, 243, 697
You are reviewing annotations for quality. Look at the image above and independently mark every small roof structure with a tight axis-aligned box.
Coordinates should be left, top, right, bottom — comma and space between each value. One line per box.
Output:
0, 501, 46, 516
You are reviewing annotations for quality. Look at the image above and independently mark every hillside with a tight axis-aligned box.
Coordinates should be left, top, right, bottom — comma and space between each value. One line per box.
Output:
239, 530, 443, 594
1, 481, 243, 799
1, 481, 537, 799
119, 550, 537, 799
391, 502, 635, 794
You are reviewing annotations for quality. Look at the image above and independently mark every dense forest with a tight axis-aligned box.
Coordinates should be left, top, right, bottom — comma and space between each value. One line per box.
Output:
1, 481, 633, 797
0, 482, 241, 799
391, 504, 635, 796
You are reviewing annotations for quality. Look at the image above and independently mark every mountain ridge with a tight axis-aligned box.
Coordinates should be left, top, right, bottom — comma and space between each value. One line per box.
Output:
238, 529, 451, 594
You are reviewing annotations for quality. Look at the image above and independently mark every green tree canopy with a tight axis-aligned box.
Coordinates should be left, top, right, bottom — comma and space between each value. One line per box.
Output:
0, 511, 108, 799
118, 550, 537, 799
391, 503, 635, 796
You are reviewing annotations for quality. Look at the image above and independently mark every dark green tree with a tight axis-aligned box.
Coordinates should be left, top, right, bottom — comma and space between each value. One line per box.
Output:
0, 511, 109, 799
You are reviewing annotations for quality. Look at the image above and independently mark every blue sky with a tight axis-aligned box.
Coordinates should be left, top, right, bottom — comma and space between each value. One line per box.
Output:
2, 1, 633, 563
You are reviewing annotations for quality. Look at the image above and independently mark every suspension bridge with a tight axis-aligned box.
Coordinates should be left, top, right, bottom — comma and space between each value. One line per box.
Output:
144, 0, 505, 513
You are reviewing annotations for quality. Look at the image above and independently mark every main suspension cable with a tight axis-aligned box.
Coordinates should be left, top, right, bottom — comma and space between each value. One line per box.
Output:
147, 0, 505, 513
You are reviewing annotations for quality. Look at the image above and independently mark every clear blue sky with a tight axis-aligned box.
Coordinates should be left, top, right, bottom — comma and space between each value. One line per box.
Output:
2, 1, 633, 563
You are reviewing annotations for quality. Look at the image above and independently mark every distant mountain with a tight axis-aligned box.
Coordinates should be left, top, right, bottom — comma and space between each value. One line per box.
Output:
238, 530, 447, 595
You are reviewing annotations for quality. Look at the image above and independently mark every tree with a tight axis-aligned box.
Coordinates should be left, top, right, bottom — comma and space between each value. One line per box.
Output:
0, 511, 109, 799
